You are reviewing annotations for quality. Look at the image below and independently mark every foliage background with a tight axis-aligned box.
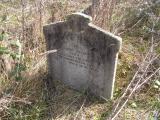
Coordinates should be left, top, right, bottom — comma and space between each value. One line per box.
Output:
0, 0, 159, 120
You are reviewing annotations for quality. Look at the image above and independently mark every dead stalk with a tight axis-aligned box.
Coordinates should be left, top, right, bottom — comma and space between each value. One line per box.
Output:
74, 98, 86, 120
108, 51, 160, 119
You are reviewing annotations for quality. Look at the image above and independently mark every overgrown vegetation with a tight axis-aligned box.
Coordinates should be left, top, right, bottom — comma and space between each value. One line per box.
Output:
0, 0, 159, 120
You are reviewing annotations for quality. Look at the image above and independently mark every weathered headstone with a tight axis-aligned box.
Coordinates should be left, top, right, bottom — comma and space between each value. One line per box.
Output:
43, 12, 122, 99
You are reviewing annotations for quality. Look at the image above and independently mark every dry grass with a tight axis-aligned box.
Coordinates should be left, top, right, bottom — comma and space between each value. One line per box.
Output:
0, 0, 160, 120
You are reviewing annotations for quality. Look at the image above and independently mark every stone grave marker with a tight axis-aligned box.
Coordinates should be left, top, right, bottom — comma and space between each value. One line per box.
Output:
43, 12, 122, 99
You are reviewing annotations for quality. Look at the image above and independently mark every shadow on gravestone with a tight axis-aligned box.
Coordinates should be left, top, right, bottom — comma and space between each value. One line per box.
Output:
43, 12, 122, 99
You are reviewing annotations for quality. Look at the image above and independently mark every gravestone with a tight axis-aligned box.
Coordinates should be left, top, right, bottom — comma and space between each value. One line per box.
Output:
43, 12, 122, 99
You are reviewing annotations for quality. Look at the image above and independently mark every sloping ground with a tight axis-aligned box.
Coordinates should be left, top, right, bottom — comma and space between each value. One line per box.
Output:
41, 79, 159, 120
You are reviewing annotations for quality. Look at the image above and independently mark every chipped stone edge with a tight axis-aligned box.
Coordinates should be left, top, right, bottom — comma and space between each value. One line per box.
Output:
71, 12, 92, 21
43, 21, 64, 30
43, 12, 122, 52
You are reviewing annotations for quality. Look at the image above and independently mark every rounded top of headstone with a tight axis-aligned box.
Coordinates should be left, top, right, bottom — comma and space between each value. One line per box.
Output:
67, 12, 92, 24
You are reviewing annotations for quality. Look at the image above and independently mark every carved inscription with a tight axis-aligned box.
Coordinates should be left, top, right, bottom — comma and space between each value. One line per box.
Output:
54, 34, 100, 71
61, 51, 87, 67
55, 46, 92, 70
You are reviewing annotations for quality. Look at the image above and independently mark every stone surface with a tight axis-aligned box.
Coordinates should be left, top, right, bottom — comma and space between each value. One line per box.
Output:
43, 12, 122, 99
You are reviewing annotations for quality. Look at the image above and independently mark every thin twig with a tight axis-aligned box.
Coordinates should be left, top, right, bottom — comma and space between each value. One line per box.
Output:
74, 97, 86, 120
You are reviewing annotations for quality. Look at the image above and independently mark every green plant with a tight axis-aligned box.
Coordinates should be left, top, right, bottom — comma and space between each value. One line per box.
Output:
0, 46, 10, 54
10, 63, 26, 81
7, 102, 47, 120
0, 31, 9, 40
153, 79, 160, 91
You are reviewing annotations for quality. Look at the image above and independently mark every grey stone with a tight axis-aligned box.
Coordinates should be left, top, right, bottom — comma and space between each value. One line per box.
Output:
43, 12, 122, 99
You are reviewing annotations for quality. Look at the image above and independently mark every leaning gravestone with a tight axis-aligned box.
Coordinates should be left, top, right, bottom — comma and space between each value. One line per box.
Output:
43, 12, 122, 99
